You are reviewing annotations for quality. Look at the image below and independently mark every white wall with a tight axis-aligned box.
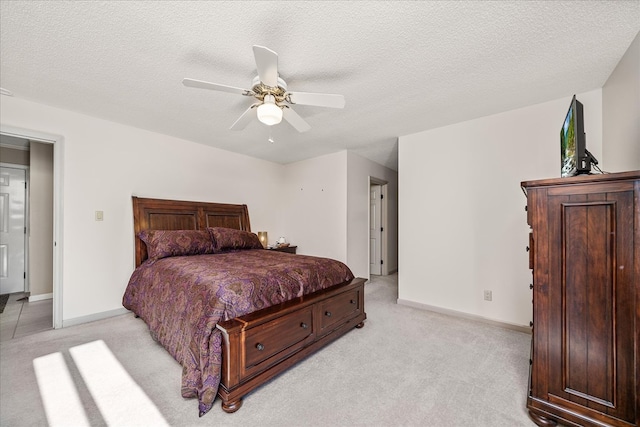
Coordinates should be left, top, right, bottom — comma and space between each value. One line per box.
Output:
1, 96, 285, 324
398, 90, 603, 327
279, 151, 399, 281
346, 151, 398, 279
29, 142, 54, 297
280, 151, 348, 263
603, 31, 640, 172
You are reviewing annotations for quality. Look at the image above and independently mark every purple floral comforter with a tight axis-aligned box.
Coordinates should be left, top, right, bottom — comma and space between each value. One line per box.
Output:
122, 249, 354, 416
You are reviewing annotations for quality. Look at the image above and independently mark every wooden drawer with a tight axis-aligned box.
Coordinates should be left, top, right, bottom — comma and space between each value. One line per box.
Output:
244, 307, 313, 370
216, 278, 367, 412
268, 245, 297, 254
317, 289, 361, 337
528, 232, 534, 270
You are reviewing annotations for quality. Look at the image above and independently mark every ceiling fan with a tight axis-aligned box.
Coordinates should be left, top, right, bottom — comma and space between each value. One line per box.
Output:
183, 45, 345, 133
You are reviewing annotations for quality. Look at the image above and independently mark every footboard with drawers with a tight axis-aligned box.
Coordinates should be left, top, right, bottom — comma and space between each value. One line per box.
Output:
216, 277, 366, 412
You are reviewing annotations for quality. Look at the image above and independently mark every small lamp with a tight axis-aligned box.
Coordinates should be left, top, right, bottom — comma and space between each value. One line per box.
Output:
257, 231, 268, 248
257, 95, 282, 126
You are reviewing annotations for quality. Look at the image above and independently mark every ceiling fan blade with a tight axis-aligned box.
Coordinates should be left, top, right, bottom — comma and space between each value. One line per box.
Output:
230, 105, 258, 130
283, 106, 311, 133
252, 45, 279, 87
287, 92, 345, 109
182, 78, 251, 96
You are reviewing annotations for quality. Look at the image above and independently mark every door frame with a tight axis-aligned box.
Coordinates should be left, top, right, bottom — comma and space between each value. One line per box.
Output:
0, 163, 30, 294
369, 176, 388, 276
0, 125, 64, 329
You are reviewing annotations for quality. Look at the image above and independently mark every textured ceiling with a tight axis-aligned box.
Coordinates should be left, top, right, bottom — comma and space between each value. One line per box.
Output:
1, 1, 638, 171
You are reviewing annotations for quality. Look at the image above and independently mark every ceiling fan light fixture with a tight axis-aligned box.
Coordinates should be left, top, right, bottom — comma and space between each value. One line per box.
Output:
184, 46, 341, 132
257, 94, 282, 126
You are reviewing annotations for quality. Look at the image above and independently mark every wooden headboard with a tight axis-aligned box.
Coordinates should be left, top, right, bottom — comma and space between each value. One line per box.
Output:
132, 196, 251, 267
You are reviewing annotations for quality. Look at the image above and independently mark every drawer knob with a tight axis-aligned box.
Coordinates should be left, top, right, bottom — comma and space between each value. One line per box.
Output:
529, 283, 534, 290
350, 299, 356, 304
526, 246, 530, 252
300, 322, 308, 329
256, 343, 265, 351
325, 311, 332, 317
529, 321, 533, 328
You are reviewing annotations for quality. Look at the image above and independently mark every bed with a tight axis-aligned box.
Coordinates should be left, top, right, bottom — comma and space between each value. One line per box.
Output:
122, 197, 366, 416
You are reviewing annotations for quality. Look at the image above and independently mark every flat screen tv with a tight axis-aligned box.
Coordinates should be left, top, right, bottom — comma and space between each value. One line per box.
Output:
560, 95, 590, 177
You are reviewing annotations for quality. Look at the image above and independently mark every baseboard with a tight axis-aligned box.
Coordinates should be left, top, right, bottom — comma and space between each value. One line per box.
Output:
28, 293, 53, 302
62, 307, 130, 328
396, 298, 531, 334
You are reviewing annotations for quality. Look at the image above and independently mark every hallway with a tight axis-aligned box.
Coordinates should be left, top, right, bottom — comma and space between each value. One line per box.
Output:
0, 293, 52, 342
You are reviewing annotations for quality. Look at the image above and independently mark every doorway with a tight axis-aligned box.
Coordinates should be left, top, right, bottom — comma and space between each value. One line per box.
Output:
0, 125, 62, 329
0, 165, 27, 294
369, 177, 388, 277
370, 184, 382, 275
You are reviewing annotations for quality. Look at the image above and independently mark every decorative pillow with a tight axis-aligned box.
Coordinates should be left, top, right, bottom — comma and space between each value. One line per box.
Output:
138, 229, 215, 260
207, 227, 263, 252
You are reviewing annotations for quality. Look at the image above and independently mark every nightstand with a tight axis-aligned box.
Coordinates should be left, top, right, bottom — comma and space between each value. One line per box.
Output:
268, 245, 297, 254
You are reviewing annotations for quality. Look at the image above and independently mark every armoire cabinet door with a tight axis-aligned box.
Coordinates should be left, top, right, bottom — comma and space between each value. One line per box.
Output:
542, 185, 635, 424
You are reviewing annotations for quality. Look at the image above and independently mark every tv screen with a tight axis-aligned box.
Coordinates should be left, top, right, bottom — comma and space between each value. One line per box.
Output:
560, 95, 589, 177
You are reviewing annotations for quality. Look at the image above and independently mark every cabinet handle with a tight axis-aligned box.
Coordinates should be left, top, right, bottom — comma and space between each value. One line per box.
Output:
256, 343, 264, 351
350, 299, 356, 304
300, 322, 308, 329
325, 311, 332, 317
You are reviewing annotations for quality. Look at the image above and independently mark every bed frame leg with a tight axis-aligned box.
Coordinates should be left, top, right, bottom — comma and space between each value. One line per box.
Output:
221, 399, 242, 413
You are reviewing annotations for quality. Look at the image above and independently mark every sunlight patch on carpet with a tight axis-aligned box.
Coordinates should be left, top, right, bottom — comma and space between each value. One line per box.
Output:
69, 340, 169, 427
33, 352, 90, 427
34, 340, 168, 427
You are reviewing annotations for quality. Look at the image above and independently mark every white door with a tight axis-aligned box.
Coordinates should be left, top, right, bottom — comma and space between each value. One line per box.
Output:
370, 185, 382, 275
0, 167, 26, 294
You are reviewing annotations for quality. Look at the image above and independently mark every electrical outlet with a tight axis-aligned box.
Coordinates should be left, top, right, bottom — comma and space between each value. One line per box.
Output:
484, 290, 492, 301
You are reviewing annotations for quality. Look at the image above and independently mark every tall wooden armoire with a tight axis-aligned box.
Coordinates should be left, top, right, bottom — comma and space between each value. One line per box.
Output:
522, 171, 639, 427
